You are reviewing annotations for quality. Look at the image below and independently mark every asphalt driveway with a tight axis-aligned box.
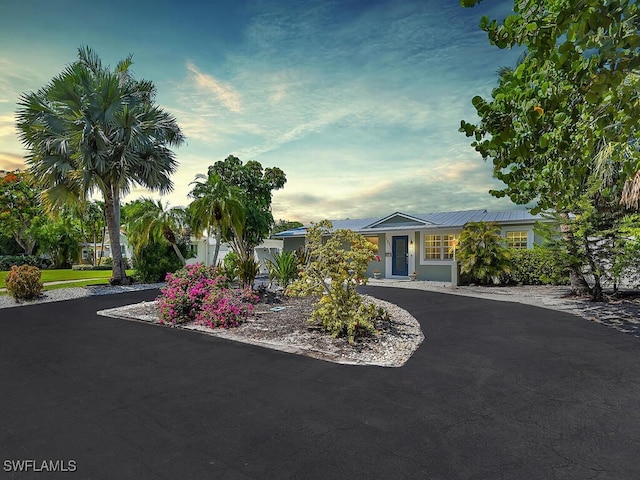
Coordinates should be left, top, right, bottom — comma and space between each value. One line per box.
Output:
1, 287, 639, 479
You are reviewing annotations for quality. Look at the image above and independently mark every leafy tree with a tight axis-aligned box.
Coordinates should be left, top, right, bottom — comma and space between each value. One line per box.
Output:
288, 221, 386, 345
210, 155, 286, 258
125, 198, 190, 265
457, 222, 511, 285
37, 210, 82, 268
0, 172, 45, 255
16, 46, 184, 284
188, 172, 245, 266
459, 0, 640, 299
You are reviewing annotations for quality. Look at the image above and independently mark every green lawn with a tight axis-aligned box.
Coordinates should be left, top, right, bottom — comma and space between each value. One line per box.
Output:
0, 269, 136, 290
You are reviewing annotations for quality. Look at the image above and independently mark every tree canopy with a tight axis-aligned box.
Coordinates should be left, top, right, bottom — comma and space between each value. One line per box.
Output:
208, 155, 286, 255
16, 46, 184, 283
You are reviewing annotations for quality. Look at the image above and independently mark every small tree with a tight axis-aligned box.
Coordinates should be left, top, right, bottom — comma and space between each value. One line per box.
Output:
457, 221, 511, 285
288, 220, 386, 344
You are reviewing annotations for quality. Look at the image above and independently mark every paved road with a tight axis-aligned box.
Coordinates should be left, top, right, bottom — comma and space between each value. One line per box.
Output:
0, 287, 639, 479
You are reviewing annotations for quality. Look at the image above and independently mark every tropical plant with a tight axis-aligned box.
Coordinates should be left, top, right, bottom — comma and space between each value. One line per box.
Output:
288, 220, 386, 345
71, 200, 105, 265
209, 155, 286, 259
457, 222, 511, 285
16, 46, 184, 285
265, 250, 299, 288
237, 256, 260, 289
126, 198, 189, 265
188, 172, 245, 267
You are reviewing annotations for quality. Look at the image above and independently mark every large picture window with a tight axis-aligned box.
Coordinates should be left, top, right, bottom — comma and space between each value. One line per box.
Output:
423, 233, 457, 260
506, 231, 528, 249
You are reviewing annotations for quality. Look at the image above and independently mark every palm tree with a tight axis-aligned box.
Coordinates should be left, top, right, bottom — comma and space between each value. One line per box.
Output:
16, 46, 184, 284
126, 198, 189, 265
457, 221, 512, 285
188, 172, 245, 266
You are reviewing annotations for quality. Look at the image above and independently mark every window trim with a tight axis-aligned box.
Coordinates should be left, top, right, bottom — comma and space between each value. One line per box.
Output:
419, 231, 459, 265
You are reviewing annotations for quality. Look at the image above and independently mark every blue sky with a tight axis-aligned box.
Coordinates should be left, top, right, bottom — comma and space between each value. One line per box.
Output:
0, 0, 522, 222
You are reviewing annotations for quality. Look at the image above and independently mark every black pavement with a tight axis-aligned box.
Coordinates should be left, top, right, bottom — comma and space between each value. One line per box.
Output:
1, 287, 639, 479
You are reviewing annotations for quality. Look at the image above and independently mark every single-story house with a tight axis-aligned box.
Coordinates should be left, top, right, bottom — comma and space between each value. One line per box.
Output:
273, 209, 547, 285
187, 237, 283, 275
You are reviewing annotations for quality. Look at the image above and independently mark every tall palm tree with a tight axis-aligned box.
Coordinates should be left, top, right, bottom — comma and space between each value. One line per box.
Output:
16, 46, 184, 284
126, 198, 188, 265
188, 172, 245, 266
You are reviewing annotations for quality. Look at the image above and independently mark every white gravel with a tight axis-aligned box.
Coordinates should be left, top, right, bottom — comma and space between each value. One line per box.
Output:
0, 283, 165, 309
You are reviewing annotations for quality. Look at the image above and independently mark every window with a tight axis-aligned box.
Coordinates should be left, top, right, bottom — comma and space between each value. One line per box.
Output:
506, 231, 528, 249
443, 234, 457, 259
423, 233, 459, 260
424, 235, 441, 259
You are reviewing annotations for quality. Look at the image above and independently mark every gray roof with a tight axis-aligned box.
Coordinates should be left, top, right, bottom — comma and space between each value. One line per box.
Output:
273, 209, 546, 238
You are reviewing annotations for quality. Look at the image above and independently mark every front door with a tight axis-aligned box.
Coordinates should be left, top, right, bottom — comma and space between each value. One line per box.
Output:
392, 235, 408, 276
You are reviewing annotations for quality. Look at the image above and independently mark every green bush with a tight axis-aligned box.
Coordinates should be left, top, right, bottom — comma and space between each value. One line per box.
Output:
0, 255, 51, 270
133, 241, 186, 283
222, 251, 239, 281
5, 265, 43, 301
98, 256, 113, 267
504, 248, 570, 285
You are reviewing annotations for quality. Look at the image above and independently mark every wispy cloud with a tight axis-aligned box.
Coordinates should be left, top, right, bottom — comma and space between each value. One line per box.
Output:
185, 62, 242, 113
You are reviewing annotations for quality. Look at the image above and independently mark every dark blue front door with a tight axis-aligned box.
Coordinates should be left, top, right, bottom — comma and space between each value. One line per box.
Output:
392, 236, 408, 276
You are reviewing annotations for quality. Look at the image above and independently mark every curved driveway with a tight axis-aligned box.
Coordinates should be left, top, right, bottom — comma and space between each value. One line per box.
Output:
1, 287, 639, 479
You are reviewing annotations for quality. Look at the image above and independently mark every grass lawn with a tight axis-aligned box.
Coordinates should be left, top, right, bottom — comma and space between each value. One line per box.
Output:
0, 269, 136, 290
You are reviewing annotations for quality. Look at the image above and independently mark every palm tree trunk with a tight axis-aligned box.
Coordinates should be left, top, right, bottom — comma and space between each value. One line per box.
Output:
171, 242, 186, 265
104, 186, 128, 284
212, 226, 222, 267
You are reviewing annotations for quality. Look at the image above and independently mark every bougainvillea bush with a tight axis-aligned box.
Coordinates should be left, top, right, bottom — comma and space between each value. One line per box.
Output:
157, 263, 257, 328
195, 287, 258, 328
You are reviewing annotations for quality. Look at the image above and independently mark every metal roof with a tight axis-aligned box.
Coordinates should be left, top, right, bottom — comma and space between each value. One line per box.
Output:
272, 209, 546, 238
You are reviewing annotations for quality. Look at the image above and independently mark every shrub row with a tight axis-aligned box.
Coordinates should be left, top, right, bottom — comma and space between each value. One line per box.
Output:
504, 248, 570, 285
0, 255, 52, 271
71, 265, 112, 271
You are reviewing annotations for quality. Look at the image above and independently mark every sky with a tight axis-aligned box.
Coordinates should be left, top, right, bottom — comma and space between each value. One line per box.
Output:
0, 0, 524, 223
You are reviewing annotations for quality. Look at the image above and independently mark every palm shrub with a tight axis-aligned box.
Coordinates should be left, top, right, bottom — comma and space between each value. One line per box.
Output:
288, 220, 388, 345
457, 221, 511, 285
237, 257, 260, 288
5, 265, 43, 301
265, 250, 299, 288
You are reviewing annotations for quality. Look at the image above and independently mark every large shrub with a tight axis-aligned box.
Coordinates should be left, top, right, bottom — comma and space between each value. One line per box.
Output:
288, 220, 387, 345
157, 263, 229, 324
504, 248, 570, 285
133, 241, 186, 283
457, 222, 511, 285
5, 265, 43, 301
